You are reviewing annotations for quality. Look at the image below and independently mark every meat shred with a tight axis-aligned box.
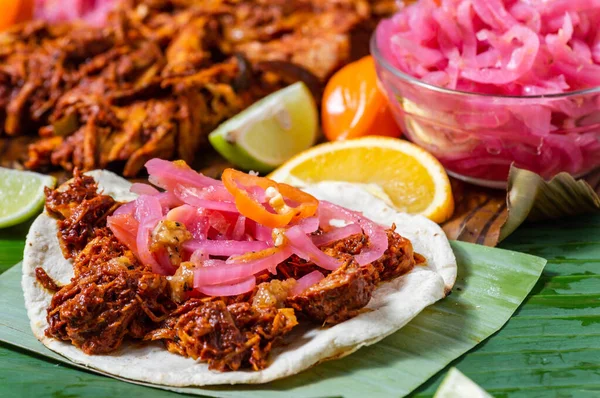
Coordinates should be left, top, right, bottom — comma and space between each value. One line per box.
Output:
46, 255, 173, 354
35, 267, 60, 292
41, 181, 423, 370
146, 299, 297, 371
286, 227, 418, 325
0, 0, 395, 176
287, 255, 378, 325
45, 170, 119, 258
44, 170, 99, 219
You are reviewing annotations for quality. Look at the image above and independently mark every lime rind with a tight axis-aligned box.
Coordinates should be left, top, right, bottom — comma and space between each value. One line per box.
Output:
0, 168, 56, 229
434, 368, 493, 398
209, 82, 318, 172
208, 134, 275, 173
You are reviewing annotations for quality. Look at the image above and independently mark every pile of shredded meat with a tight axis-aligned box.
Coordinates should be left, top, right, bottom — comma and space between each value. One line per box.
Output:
0, 0, 395, 176
38, 173, 422, 371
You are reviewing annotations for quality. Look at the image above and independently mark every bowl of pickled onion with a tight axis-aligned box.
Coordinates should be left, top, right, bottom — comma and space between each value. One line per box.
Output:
372, 0, 600, 188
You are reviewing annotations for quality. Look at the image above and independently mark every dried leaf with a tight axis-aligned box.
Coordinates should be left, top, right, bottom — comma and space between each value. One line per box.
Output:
444, 166, 600, 247
499, 166, 600, 241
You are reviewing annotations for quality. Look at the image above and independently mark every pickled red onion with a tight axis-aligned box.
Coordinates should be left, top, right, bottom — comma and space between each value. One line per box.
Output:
193, 247, 293, 286
110, 160, 394, 292
107, 213, 138, 252
156, 192, 183, 210
174, 185, 239, 213
190, 249, 208, 265
154, 248, 174, 273
377, 0, 600, 182
378, 0, 600, 93
285, 225, 342, 271
290, 271, 325, 296
294, 216, 320, 234
166, 205, 210, 239
318, 202, 388, 266
130, 183, 159, 196
183, 240, 269, 257
166, 204, 198, 227
195, 185, 235, 202
232, 215, 246, 240
207, 211, 233, 236
112, 200, 135, 217
252, 222, 273, 242
196, 275, 257, 296
35, 0, 117, 26
134, 195, 172, 275
146, 158, 222, 191
312, 223, 363, 247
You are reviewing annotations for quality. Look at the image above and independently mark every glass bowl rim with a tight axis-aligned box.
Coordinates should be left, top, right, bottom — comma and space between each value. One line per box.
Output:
370, 29, 600, 100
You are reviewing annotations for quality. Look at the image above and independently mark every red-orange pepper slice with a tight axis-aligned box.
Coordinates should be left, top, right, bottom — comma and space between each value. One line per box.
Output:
221, 169, 318, 228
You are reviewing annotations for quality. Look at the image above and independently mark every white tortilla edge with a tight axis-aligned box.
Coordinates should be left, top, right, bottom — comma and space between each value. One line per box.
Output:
22, 170, 457, 386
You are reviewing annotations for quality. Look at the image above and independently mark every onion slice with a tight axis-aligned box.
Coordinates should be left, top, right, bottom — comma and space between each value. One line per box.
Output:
318, 201, 388, 266
190, 249, 208, 265
156, 192, 183, 209
194, 246, 293, 286
174, 185, 239, 213
252, 222, 273, 242
130, 183, 159, 196
290, 270, 325, 296
183, 239, 269, 257
294, 216, 320, 234
232, 215, 246, 240
112, 200, 136, 217
196, 275, 257, 296
107, 213, 139, 253
312, 223, 363, 247
134, 195, 173, 275
285, 225, 343, 271
35, 0, 117, 26
145, 158, 222, 191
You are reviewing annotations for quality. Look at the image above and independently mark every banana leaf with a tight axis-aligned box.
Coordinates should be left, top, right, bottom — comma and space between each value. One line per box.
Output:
414, 212, 600, 397
0, 241, 544, 397
0, 221, 31, 274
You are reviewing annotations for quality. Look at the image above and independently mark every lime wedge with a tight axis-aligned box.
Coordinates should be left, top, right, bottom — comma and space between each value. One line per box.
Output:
0, 168, 56, 229
434, 368, 493, 398
209, 81, 318, 173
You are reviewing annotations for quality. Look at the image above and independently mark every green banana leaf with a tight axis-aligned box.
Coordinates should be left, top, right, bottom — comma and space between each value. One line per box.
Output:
0, 240, 545, 398
414, 213, 600, 397
0, 221, 30, 274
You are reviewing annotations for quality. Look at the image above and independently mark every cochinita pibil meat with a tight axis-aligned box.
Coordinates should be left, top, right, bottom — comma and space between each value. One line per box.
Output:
39, 169, 421, 371
0, 0, 396, 177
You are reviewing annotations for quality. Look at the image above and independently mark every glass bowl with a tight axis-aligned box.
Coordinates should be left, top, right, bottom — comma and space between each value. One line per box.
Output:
371, 33, 600, 188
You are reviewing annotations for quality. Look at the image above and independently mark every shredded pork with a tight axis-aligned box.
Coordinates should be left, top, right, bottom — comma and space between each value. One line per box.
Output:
41, 178, 421, 369
1, 0, 395, 176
